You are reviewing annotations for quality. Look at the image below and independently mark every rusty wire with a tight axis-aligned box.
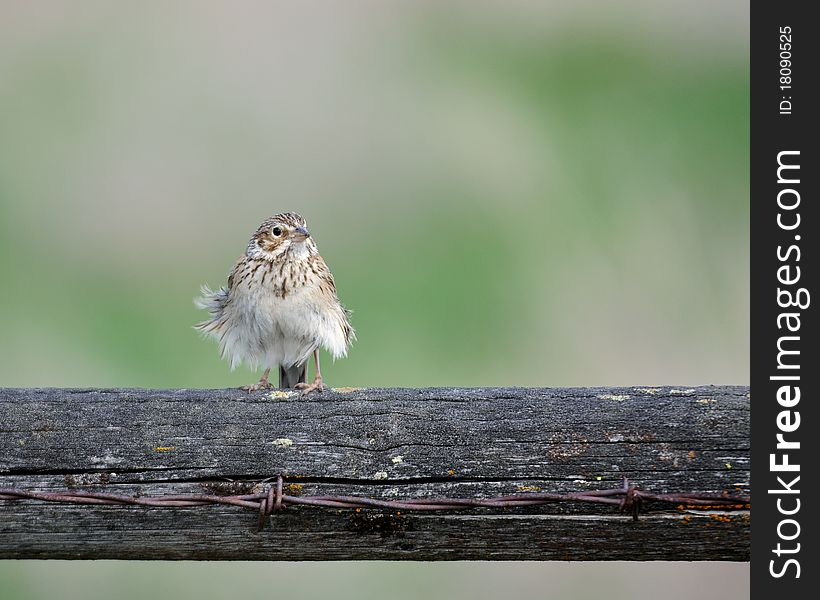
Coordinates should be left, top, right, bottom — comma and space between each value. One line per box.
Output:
0, 477, 749, 531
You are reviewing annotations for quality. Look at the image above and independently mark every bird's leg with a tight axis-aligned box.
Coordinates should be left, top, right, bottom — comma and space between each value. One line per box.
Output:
242, 368, 274, 392
295, 349, 326, 395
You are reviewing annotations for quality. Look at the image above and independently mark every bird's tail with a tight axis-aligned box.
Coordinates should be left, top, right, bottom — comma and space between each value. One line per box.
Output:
193, 285, 229, 333
279, 363, 307, 389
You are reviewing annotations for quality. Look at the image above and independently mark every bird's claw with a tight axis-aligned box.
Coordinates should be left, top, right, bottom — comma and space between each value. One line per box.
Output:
241, 381, 274, 392
294, 378, 326, 396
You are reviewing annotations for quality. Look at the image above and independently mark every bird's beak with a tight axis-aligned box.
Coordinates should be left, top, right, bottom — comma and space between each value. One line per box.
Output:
294, 226, 311, 239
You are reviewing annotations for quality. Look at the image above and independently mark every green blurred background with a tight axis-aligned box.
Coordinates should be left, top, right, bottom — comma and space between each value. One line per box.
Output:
0, 1, 748, 598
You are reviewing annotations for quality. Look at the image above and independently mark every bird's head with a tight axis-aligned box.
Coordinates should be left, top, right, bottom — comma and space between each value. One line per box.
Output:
247, 212, 317, 260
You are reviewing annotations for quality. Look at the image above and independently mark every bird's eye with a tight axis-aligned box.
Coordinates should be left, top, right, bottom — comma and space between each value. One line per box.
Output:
272, 227, 282, 237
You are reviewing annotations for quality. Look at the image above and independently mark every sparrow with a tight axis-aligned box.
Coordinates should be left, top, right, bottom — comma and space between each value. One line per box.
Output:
195, 212, 354, 394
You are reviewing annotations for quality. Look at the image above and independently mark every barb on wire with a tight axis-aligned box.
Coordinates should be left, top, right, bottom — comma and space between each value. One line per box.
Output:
0, 477, 750, 531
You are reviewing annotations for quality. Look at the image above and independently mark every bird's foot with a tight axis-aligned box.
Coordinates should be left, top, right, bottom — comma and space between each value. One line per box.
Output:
295, 377, 326, 396
241, 380, 274, 393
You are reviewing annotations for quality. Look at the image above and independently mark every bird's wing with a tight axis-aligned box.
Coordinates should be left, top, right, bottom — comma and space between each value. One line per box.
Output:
226, 254, 246, 292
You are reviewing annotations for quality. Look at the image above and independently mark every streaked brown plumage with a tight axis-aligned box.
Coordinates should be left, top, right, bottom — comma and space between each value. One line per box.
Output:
195, 212, 354, 393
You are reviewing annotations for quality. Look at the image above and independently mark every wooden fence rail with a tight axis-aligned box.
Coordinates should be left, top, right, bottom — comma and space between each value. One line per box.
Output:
0, 386, 750, 560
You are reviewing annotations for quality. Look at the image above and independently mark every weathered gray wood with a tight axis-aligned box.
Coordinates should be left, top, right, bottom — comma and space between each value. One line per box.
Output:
0, 386, 750, 560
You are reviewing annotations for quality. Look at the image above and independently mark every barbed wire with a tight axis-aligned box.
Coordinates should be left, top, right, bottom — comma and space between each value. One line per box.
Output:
0, 477, 750, 531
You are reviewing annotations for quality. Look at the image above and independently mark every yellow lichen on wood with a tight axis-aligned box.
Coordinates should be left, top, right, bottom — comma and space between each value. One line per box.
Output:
598, 394, 630, 401
710, 514, 734, 524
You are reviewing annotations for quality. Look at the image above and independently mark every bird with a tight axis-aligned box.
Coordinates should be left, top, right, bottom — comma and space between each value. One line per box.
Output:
194, 212, 354, 394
